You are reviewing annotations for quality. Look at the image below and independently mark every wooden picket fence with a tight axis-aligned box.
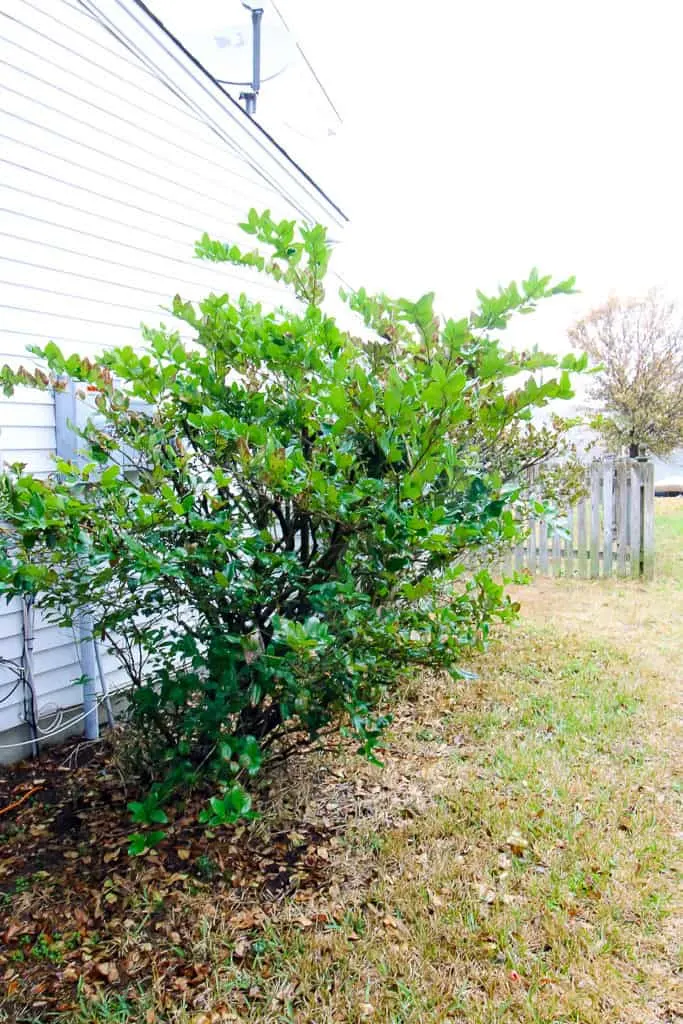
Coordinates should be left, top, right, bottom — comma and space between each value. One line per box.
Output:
505, 457, 655, 580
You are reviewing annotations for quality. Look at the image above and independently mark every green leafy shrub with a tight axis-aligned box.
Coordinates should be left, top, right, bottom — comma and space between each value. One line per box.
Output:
0, 212, 584, 825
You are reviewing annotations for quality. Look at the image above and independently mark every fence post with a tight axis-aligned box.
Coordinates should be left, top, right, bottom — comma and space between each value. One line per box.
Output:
629, 460, 642, 579
590, 461, 601, 577
616, 459, 629, 576
641, 460, 655, 579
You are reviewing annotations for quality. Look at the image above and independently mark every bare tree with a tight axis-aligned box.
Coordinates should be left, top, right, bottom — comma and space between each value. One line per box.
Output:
569, 291, 683, 457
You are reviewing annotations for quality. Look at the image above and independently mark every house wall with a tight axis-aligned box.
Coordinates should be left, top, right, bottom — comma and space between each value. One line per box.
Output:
0, 0, 346, 759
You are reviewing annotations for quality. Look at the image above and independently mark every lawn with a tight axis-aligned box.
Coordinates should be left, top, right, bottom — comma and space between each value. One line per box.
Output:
1, 502, 681, 1024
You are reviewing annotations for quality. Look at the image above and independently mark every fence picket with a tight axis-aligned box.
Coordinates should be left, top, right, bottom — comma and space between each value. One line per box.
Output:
527, 520, 537, 574
566, 506, 574, 577
590, 462, 601, 578
629, 462, 642, 579
506, 458, 653, 581
602, 461, 614, 576
551, 529, 561, 576
514, 537, 524, 574
577, 498, 588, 578
642, 460, 655, 579
539, 520, 549, 574
616, 459, 629, 576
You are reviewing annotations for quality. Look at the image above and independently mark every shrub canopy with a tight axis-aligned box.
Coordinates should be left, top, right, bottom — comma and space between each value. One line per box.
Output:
0, 212, 583, 827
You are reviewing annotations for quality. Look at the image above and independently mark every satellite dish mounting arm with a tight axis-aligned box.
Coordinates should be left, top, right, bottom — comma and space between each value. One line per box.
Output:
240, 4, 264, 116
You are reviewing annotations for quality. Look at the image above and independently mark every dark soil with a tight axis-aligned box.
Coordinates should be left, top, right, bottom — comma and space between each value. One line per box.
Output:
0, 734, 336, 1020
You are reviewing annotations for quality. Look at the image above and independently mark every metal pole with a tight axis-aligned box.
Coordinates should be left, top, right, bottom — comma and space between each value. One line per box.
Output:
240, 6, 263, 115
251, 7, 262, 96
77, 610, 99, 740
94, 640, 115, 730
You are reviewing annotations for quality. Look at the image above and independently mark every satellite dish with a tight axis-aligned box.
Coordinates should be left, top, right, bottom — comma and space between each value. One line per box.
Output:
175, 4, 295, 85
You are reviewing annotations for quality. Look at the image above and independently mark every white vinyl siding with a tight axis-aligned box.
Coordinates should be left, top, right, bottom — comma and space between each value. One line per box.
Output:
0, 0, 346, 754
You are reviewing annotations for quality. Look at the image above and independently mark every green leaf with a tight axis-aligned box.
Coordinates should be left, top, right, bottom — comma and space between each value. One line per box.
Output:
100, 464, 120, 486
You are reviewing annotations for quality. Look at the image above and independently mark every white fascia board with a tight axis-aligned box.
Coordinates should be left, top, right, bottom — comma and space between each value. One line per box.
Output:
81, 0, 348, 232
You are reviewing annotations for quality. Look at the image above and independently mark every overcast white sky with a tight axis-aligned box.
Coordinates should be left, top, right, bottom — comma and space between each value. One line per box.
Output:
159, 0, 683, 354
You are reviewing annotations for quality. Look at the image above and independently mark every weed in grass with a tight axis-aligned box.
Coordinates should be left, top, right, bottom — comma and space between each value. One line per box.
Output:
194, 853, 220, 880
30, 932, 64, 964
74, 988, 140, 1024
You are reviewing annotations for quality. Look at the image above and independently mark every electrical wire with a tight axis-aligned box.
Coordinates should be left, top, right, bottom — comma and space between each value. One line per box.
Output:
0, 675, 24, 705
269, 0, 343, 125
217, 67, 289, 87
0, 683, 133, 750
85, 0, 347, 224
81, 0, 314, 216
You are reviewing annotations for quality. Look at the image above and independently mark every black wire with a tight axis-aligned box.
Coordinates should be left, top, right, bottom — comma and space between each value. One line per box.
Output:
0, 659, 23, 682
97, 0, 348, 223
0, 676, 24, 705
0, 7, 196, 121
2, 2, 335, 248
80, 0, 299, 207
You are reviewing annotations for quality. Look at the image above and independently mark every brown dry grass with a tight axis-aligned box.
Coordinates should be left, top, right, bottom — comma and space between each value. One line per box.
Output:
61, 501, 683, 1024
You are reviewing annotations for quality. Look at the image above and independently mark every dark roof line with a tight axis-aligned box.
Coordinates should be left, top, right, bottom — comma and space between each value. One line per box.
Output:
131, 0, 348, 224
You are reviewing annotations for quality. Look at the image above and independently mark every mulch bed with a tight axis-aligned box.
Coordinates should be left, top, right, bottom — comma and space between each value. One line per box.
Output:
0, 735, 341, 1020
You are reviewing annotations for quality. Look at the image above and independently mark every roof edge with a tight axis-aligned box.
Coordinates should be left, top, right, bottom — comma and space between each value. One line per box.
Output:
130, 0, 348, 226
